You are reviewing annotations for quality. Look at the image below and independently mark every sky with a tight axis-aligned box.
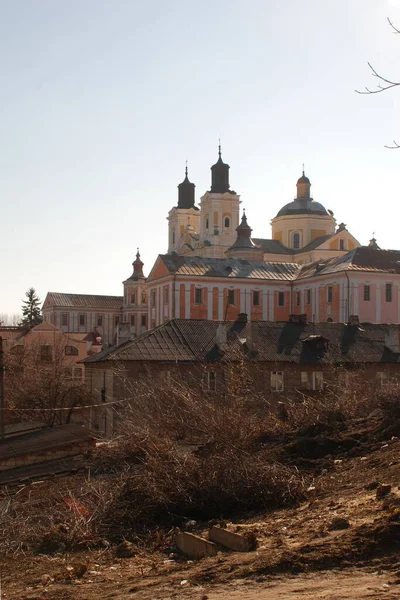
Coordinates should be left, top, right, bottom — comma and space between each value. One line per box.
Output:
1, 0, 400, 316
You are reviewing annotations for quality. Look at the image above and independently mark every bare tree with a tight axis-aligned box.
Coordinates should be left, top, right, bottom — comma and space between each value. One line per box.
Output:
356, 18, 400, 148
5, 339, 93, 428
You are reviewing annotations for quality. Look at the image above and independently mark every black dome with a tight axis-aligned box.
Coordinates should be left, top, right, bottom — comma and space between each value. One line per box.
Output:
297, 174, 310, 184
276, 198, 328, 217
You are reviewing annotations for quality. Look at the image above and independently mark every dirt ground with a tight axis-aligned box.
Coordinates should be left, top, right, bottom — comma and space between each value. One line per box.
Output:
1, 425, 400, 599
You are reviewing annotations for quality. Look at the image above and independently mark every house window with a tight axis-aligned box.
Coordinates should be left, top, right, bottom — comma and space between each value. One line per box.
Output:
79, 314, 85, 327
386, 283, 392, 302
253, 291, 260, 306
65, 345, 79, 356
278, 292, 285, 306
172, 230, 175, 244
131, 292, 136, 304
205, 218, 209, 230
296, 292, 300, 307
307, 289, 311, 305
377, 372, 388, 387
301, 371, 324, 390
40, 345, 53, 363
195, 288, 203, 304
339, 239, 345, 250
141, 314, 146, 327
165, 288, 169, 305
151, 290, 156, 307
130, 314, 135, 326
203, 370, 217, 392
364, 285, 370, 301
61, 313, 68, 327
114, 315, 119, 326
270, 371, 284, 392
97, 315, 103, 326
292, 232, 300, 249
228, 289, 235, 305
224, 217, 230, 228
327, 286, 333, 303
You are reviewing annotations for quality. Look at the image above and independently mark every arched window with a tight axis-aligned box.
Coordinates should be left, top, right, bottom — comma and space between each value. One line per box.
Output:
292, 232, 300, 249
224, 217, 230, 228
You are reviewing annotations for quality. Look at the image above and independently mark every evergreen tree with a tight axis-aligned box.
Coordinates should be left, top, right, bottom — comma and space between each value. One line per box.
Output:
20, 288, 43, 328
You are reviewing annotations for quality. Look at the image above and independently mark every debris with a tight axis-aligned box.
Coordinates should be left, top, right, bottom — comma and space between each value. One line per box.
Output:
376, 484, 392, 500
115, 540, 137, 558
327, 517, 350, 531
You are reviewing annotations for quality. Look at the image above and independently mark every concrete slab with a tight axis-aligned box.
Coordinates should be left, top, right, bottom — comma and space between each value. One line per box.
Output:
209, 526, 254, 552
175, 531, 217, 559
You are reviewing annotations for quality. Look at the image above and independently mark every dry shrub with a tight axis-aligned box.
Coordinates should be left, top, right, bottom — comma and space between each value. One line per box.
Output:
0, 476, 122, 555
99, 432, 306, 541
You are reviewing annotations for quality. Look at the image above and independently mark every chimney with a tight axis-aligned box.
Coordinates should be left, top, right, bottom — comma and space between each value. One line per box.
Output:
236, 312, 248, 323
348, 315, 359, 326
216, 323, 227, 350
385, 325, 400, 353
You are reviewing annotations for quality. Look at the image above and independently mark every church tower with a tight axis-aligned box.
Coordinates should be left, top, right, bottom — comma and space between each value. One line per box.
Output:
198, 145, 241, 257
121, 250, 148, 339
167, 166, 200, 253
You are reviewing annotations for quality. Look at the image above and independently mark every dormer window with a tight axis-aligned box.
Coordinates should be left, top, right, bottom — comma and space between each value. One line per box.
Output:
339, 238, 345, 250
292, 232, 300, 249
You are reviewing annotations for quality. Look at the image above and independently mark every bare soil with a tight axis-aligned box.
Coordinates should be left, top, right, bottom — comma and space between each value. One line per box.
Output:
1, 423, 400, 599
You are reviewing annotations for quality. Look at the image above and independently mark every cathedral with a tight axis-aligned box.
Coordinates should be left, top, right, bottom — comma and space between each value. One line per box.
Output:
43, 148, 400, 343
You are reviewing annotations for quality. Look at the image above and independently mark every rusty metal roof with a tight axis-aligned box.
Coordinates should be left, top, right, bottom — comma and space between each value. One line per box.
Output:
159, 255, 298, 281
296, 247, 400, 280
43, 292, 123, 310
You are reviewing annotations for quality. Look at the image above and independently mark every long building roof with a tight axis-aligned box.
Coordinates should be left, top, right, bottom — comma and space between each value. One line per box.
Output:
43, 292, 123, 310
82, 318, 399, 365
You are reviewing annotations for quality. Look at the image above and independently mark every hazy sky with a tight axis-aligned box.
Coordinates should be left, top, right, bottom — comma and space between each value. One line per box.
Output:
1, 0, 400, 315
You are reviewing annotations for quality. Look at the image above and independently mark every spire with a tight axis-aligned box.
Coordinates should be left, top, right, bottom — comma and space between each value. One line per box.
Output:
229, 210, 257, 250
210, 143, 232, 193
132, 248, 145, 279
177, 163, 196, 209
369, 235, 380, 249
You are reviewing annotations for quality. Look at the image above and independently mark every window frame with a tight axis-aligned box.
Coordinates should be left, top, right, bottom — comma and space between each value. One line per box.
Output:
61, 312, 68, 327
364, 285, 370, 301
195, 287, 203, 304
79, 313, 85, 327
278, 291, 285, 307
292, 232, 300, 249
327, 286, 333, 303
253, 290, 260, 306
203, 370, 217, 392
386, 283, 392, 303
270, 370, 284, 392
306, 289, 311, 305
227, 289, 235, 306
301, 371, 324, 391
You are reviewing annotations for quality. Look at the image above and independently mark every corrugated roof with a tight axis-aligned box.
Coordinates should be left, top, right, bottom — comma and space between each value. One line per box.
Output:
159, 255, 298, 281
0, 424, 95, 461
82, 318, 399, 366
44, 292, 123, 310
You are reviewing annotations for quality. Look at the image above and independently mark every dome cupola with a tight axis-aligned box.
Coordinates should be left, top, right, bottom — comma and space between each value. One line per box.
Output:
210, 144, 235, 193
177, 164, 196, 209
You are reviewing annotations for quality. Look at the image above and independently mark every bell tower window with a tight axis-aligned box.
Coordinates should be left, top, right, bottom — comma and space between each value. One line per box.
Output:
292, 232, 300, 249
224, 217, 230, 228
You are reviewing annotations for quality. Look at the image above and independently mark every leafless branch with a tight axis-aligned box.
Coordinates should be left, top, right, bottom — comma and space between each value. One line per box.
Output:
384, 140, 400, 149
355, 62, 400, 94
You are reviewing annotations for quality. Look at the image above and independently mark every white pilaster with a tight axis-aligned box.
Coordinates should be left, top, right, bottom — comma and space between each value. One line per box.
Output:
269, 289, 274, 321
174, 284, 180, 318
262, 290, 268, 320
376, 284, 381, 323
207, 287, 213, 320
185, 284, 191, 319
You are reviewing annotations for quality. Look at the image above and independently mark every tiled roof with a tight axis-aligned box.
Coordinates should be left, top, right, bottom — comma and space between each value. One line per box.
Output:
82, 318, 399, 366
159, 255, 298, 281
296, 246, 400, 280
43, 292, 123, 310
